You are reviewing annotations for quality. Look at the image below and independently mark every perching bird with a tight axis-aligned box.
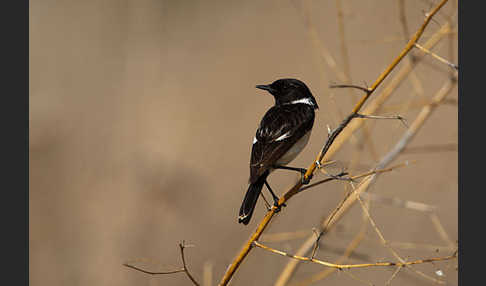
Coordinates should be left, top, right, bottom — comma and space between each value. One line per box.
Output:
238, 78, 319, 225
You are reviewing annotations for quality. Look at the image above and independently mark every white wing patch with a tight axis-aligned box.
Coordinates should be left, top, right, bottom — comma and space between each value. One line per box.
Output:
290, 97, 314, 106
275, 132, 291, 142
253, 136, 257, 144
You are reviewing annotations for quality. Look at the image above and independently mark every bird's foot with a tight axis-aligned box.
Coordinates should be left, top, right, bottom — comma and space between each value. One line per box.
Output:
300, 169, 313, 185
273, 200, 287, 213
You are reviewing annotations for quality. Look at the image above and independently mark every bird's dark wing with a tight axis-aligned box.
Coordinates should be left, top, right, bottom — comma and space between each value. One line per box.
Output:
249, 104, 315, 183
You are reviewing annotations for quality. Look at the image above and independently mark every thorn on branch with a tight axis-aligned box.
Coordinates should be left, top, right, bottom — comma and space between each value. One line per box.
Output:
326, 124, 332, 137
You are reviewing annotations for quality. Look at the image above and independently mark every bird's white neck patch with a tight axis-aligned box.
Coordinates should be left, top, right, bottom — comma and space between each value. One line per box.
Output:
289, 97, 314, 106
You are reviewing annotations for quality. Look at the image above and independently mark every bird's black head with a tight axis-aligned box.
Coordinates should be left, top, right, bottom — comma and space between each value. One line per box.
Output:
256, 78, 318, 109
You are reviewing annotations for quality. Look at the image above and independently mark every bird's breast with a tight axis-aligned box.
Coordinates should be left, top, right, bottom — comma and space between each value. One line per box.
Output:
275, 131, 311, 166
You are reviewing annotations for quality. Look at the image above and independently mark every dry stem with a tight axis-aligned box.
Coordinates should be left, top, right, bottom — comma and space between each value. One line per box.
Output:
253, 241, 456, 270
414, 43, 458, 70
124, 241, 200, 286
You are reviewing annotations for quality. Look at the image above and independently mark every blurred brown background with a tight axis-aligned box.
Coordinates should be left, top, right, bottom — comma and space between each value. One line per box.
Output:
30, 0, 457, 285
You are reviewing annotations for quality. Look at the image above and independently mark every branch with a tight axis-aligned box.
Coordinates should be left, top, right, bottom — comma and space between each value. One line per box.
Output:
124, 241, 200, 286
274, 72, 456, 286
300, 160, 411, 192
356, 194, 445, 284
386, 266, 404, 286
360, 192, 437, 212
122, 264, 185, 275
253, 241, 457, 269
353, 113, 408, 128
329, 83, 370, 94
180, 241, 201, 286
321, 20, 452, 163
291, 211, 370, 286
414, 42, 459, 70
320, 77, 457, 253
403, 143, 457, 154
349, 0, 449, 114
217, 2, 449, 285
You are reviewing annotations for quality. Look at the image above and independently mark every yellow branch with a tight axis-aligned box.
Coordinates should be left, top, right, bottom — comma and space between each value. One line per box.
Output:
254, 241, 457, 270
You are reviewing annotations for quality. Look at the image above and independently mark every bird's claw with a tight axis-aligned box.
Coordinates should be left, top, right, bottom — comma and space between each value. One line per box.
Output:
300, 169, 313, 185
273, 200, 287, 213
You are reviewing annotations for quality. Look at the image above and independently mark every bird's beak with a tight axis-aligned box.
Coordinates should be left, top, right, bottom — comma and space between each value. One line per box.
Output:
256, 84, 275, 93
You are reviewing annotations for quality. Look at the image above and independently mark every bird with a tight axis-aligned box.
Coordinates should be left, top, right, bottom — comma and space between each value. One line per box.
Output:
238, 78, 319, 225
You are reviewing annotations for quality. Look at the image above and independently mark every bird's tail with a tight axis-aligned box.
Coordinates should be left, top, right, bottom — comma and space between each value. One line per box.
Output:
238, 171, 270, 225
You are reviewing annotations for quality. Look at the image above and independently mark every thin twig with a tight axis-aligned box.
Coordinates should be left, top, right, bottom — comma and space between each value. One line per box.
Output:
290, 0, 346, 122
333, 0, 379, 161
414, 43, 458, 70
292, 0, 377, 158
381, 98, 457, 113
399, 0, 426, 100
403, 143, 457, 154
329, 83, 370, 94
429, 213, 456, 250
398, 0, 410, 40
122, 263, 185, 275
253, 241, 456, 269
292, 202, 370, 286
360, 192, 437, 212
351, 29, 456, 45
335, 0, 352, 84
179, 241, 201, 286
357, 195, 447, 284
385, 265, 404, 285
124, 241, 200, 286
388, 242, 452, 252
320, 20, 452, 164
356, 195, 405, 263
354, 113, 408, 128
301, 161, 411, 192
348, 0, 449, 115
